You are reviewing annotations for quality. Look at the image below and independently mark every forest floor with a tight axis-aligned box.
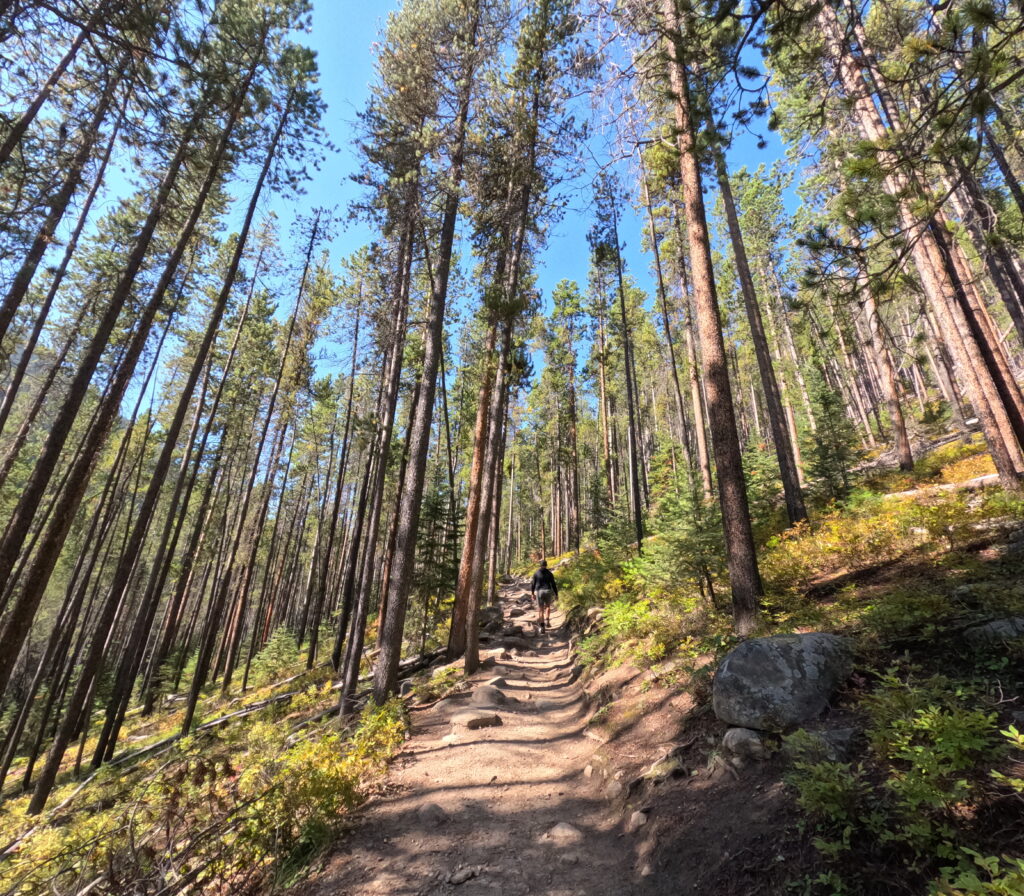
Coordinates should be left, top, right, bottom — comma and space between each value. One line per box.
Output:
287, 582, 651, 896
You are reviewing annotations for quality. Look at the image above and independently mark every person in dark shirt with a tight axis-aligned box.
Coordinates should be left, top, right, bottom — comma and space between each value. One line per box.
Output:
530, 559, 558, 632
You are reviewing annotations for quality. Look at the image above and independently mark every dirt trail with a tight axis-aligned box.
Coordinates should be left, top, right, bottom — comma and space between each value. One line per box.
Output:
293, 581, 640, 896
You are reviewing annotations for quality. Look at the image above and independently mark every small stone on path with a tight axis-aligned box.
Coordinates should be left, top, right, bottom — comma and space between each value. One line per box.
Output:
448, 866, 478, 885
626, 810, 649, 833
544, 822, 584, 846
471, 685, 507, 706
722, 727, 771, 761
451, 710, 503, 730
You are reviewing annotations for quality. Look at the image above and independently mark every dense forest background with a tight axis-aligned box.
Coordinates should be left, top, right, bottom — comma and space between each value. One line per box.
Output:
1, 0, 1023, 892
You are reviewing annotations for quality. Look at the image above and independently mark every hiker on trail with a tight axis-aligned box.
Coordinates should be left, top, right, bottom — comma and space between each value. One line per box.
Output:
531, 559, 558, 632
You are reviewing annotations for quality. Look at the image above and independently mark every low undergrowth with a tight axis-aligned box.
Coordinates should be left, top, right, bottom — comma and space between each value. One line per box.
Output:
785, 668, 1024, 894
0, 693, 408, 895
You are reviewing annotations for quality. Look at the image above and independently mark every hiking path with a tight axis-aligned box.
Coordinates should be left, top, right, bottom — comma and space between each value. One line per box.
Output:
291, 579, 642, 896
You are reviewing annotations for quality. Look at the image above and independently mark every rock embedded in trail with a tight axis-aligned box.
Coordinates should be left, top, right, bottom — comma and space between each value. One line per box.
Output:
451, 710, 503, 730
604, 778, 625, 801
470, 685, 507, 707
713, 633, 853, 731
626, 810, 649, 833
447, 866, 478, 885
722, 727, 771, 760
544, 822, 584, 846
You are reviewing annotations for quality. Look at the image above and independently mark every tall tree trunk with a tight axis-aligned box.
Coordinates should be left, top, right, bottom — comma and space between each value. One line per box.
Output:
90, 95, 292, 764
714, 150, 807, 523
464, 323, 513, 674
662, 0, 762, 633
372, 1, 481, 701
640, 162, 692, 473
448, 320, 499, 660
606, 201, 645, 552
0, 75, 120, 374
672, 207, 714, 500
819, 2, 1024, 488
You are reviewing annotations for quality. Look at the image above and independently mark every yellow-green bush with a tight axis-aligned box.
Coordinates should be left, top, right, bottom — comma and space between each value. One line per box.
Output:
762, 499, 920, 595
240, 698, 407, 874
411, 664, 464, 702
0, 694, 408, 895
940, 453, 996, 485
916, 439, 988, 481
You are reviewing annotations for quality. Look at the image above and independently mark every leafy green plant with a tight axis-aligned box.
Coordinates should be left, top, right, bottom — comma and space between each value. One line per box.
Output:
933, 851, 1024, 895
786, 673, 1004, 890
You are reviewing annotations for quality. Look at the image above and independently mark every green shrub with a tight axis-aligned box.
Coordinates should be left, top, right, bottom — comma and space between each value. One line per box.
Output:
0, 693, 408, 895
786, 673, 1003, 890
859, 588, 959, 644
915, 439, 987, 481
602, 598, 653, 639
240, 698, 407, 878
762, 499, 919, 595
249, 626, 302, 689
934, 851, 1024, 895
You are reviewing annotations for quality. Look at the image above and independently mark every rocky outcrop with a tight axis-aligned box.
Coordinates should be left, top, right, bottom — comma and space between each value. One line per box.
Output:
713, 633, 853, 732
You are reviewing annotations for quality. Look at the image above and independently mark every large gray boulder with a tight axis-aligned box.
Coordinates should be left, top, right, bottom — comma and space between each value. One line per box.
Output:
713, 633, 853, 732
